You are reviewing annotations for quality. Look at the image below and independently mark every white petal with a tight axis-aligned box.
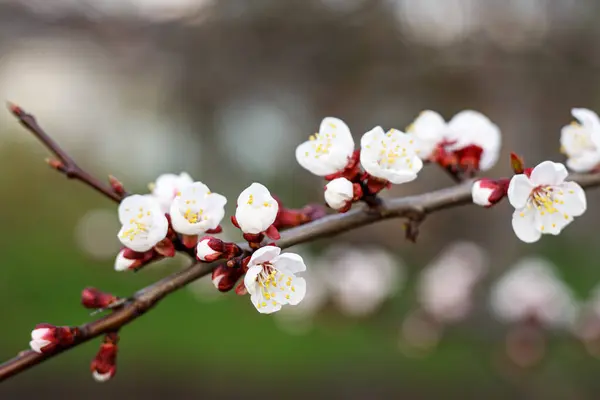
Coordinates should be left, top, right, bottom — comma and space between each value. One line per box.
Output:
296, 142, 340, 176
572, 108, 600, 131
29, 339, 51, 353
319, 117, 354, 147
566, 151, 600, 172
249, 246, 281, 266
92, 371, 113, 382
560, 182, 587, 217
273, 253, 307, 274
408, 110, 447, 159
114, 250, 135, 271
324, 178, 354, 209
530, 161, 568, 186
244, 265, 264, 296
512, 208, 542, 243
360, 126, 386, 149
286, 276, 306, 306
471, 181, 494, 207
507, 174, 534, 209
31, 328, 50, 340
250, 291, 282, 314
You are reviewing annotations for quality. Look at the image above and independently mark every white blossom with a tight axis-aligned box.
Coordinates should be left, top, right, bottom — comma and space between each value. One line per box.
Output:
244, 246, 307, 314
408, 110, 501, 171
490, 257, 578, 328
417, 242, 488, 323
324, 177, 354, 210
360, 127, 423, 184
508, 161, 586, 243
149, 172, 194, 213
235, 183, 279, 234
295, 117, 355, 176
560, 108, 600, 172
169, 182, 227, 235
323, 245, 404, 317
117, 195, 169, 252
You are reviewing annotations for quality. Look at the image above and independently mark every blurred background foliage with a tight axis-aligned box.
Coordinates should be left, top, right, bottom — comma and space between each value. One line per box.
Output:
1, 0, 600, 398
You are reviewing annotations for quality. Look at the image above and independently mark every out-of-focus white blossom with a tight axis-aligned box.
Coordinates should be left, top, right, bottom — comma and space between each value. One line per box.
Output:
490, 257, 578, 328
417, 241, 488, 323
560, 108, 600, 172
150, 172, 194, 213
322, 245, 404, 317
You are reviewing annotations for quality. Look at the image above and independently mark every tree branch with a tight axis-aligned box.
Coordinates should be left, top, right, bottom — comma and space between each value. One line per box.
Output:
1, 172, 600, 382
7, 103, 125, 203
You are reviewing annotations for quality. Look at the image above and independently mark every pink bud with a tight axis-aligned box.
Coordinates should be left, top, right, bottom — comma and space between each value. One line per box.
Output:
30, 324, 77, 354
197, 237, 224, 262
471, 179, 508, 207
114, 248, 155, 272
81, 288, 118, 309
91, 333, 119, 382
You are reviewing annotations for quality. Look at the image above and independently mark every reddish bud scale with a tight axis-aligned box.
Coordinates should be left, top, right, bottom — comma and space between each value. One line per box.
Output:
324, 149, 362, 181
212, 265, 246, 292
179, 235, 198, 250
46, 158, 65, 171
122, 248, 157, 271
363, 175, 390, 196
154, 238, 177, 257
272, 196, 326, 230
81, 288, 118, 309
235, 281, 248, 296
205, 226, 223, 234
91, 333, 119, 382
242, 232, 264, 249
108, 175, 126, 196
510, 152, 525, 175
432, 142, 484, 177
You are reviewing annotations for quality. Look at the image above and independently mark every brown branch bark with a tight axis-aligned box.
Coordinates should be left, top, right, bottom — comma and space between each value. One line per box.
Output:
7, 103, 125, 203
1, 172, 600, 381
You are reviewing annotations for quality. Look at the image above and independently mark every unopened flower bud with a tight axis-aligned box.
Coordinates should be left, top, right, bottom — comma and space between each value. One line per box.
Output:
471, 179, 508, 207
324, 177, 356, 211
108, 175, 126, 196
30, 324, 77, 354
114, 248, 154, 272
81, 288, 118, 309
91, 333, 119, 382
212, 265, 245, 292
197, 237, 224, 262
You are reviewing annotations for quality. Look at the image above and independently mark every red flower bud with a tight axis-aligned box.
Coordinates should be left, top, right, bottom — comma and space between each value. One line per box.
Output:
91, 333, 119, 382
81, 288, 118, 309
30, 324, 77, 354
212, 265, 245, 292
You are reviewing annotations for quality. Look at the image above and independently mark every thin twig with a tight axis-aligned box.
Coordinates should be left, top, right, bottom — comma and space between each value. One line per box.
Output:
1, 172, 600, 381
7, 103, 125, 203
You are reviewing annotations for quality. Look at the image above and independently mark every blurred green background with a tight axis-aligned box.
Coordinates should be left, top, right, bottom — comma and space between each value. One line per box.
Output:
1, 0, 600, 398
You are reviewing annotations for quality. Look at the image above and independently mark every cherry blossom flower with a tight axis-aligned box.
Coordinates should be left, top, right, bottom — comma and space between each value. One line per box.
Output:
235, 183, 279, 234
560, 108, 600, 172
508, 161, 587, 243
324, 177, 355, 211
408, 110, 501, 171
360, 127, 423, 184
322, 245, 404, 317
149, 172, 194, 213
117, 195, 169, 252
490, 257, 577, 328
169, 182, 227, 236
417, 242, 488, 323
295, 117, 355, 176
243, 246, 307, 314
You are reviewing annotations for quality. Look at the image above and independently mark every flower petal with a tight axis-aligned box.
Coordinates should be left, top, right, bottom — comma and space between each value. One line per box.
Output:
512, 208, 542, 243
244, 265, 263, 296
286, 276, 306, 306
566, 151, 600, 172
273, 253, 307, 274
319, 117, 354, 147
249, 246, 281, 267
507, 174, 534, 209
572, 108, 600, 131
250, 291, 282, 314
408, 110, 446, 159
530, 161, 568, 186
360, 126, 386, 149
559, 181, 587, 217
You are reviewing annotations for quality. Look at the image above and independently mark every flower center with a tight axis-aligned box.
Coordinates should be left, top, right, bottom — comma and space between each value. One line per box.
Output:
529, 186, 562, 215
376, 133, 415, 170
255, 263, 295, 310
120, 207, 152, 241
